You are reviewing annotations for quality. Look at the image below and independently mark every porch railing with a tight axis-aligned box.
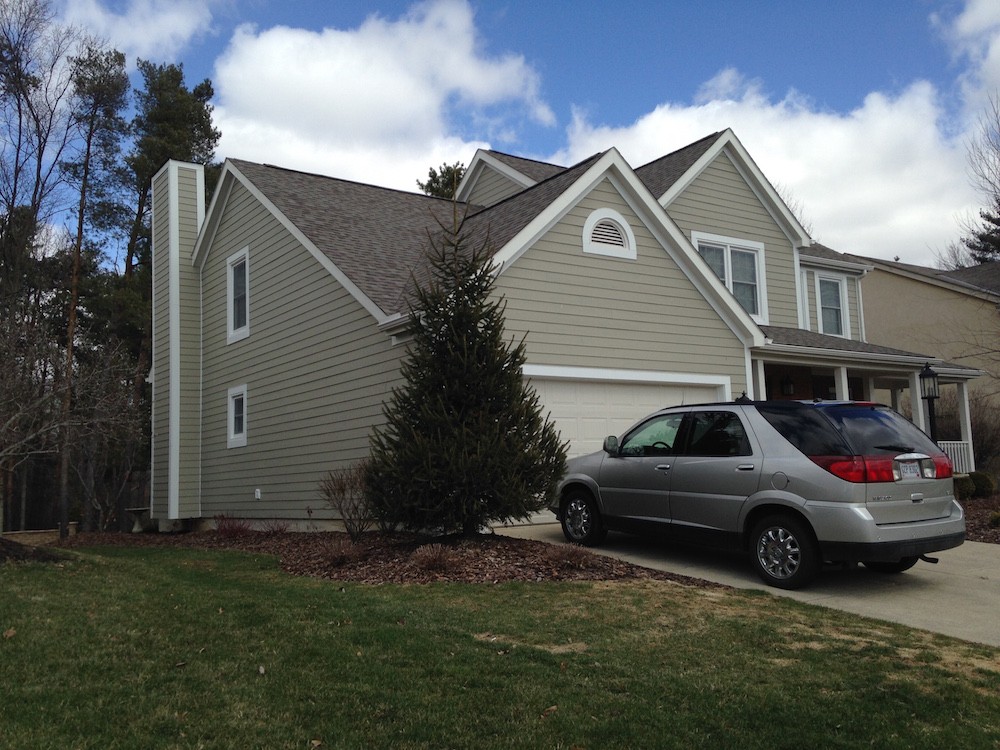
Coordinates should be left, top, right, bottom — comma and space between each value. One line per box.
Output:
938, 441, 974, 474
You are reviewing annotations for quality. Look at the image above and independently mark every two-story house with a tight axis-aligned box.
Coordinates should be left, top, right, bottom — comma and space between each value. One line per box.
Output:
149, 129, 978, 527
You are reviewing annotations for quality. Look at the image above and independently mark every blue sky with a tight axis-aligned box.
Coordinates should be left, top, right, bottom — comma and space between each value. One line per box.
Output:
58, 0, 1000, 265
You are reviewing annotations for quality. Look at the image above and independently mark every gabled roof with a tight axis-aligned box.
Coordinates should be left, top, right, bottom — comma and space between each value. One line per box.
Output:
200, 159, 462, 319
484, 150, 565, 183
850, 254, 1000, 301
652, 128, 812, 250
940, 260, 1000, 295
634, 132, 723, 198
800, 243, 872, 273
400, 152, 605, 311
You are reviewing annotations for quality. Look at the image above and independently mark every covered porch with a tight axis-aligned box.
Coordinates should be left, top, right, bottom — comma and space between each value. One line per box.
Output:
753, 327, 980, 473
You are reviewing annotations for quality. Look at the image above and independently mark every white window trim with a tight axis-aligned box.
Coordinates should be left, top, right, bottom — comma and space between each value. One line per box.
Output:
582, 208, 637, 260
815, 273, 851, 338
226, 247, 250, 344
227, 384, 248, 448
691, 231, 768, 324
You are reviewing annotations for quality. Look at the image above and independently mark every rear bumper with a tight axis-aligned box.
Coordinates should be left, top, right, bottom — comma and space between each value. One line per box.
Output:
821, 531, 965, 563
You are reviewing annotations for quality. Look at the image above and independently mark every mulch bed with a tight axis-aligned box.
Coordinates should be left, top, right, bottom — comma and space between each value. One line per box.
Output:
47, 529, 719, 587
4, 497, 997, 584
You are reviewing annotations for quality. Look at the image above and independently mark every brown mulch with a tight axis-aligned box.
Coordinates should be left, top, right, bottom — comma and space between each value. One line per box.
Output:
964, 495, 1000, 544
48, 528, 720, 588
3, 498, 997, 583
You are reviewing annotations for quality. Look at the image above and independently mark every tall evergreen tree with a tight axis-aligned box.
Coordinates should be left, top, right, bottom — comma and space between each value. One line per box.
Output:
962, 198, 1000, 263
417, 161, 465, 199
365, 221, 567, 536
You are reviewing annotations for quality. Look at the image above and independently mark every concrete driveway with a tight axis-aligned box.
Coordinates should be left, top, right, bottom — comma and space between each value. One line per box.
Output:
497, 519, 1000, 648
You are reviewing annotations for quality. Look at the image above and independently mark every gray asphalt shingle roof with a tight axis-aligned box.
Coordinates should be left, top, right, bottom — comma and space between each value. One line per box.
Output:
634, 132, 723, 198
230, 152, 605, 317
760, 325, 934, 359
484, 150, 566, 183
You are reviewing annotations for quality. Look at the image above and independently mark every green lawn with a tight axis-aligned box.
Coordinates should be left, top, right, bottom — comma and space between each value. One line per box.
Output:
1, 546, 998, 749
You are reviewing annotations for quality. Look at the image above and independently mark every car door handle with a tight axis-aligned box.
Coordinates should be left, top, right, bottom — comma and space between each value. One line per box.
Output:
737, 464, 755, 471
655, 464, 672, 472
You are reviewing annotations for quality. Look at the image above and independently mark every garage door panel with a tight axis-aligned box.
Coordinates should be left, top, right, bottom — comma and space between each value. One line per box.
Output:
528, 379, 721, 457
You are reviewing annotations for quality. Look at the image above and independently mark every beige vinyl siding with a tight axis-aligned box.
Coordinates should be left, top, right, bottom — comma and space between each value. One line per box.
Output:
863, 268, 998, 404
150, 169, 170, 517
802, 267, 863, 340
150, 163, 202, 519
198, 181, 403, 519
667, 152, 798, 328
175, 166, 202, 516
495, 178, 748, 390
466, 166, 524, 207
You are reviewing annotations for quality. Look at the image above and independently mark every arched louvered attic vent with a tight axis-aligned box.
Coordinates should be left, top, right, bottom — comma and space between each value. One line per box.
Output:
591, 220, 625, 248
582, 208, 636, 260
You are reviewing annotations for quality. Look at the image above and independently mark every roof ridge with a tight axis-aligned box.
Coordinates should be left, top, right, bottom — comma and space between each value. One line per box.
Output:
229, 158, 466, 206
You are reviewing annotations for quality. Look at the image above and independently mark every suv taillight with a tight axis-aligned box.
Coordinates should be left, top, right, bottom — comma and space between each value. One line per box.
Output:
810, 455, 952, 482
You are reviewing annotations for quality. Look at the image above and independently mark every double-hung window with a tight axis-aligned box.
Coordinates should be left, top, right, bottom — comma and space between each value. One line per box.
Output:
227, 248, 250, 343
228, 385, 248, 448
692, 232, 766, 322
817, 275, 847, 336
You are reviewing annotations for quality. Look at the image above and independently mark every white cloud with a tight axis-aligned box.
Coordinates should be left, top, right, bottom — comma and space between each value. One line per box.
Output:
59, 0, 218, 62
556, 67, 980, 266
212, 0, 552, 189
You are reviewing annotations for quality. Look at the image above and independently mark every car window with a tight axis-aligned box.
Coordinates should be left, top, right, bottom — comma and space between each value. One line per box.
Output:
620, 413, 685, 457
683, 411, 752, 457
756, 404, 852, 455
820, 405, 942, 455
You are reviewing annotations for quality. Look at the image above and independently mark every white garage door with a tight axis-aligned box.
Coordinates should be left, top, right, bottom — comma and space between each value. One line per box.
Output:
528, 378, 723, 457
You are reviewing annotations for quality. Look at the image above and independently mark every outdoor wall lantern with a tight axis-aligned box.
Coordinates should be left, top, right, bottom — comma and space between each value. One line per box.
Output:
919, 362, 940, 442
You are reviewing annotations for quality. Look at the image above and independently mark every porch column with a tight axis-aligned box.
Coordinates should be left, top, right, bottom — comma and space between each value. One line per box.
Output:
909, 371, 927, 431
834, 366, 849, 400
752, 359, 766, 400
862, 376, 875, 401
957, 381, 976, 471
890, 388, 902, 412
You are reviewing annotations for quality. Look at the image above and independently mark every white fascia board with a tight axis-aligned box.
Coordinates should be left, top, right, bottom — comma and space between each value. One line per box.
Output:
658, 129, 811, 248
455, 149, 537, 203
799, 253, 872, 274
490, 148, 766, 350
522, 363, 732, 391
195, 160, 388, 324
758, 342, 936, 368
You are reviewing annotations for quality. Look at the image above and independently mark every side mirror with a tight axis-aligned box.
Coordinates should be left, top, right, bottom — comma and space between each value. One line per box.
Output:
603, 435, 619, 455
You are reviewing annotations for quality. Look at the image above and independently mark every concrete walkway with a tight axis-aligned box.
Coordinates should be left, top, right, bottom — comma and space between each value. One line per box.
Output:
496, 519, 1000, 648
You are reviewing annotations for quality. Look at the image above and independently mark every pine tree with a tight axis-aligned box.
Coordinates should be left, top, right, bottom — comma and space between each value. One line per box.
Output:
366, 221, 567, 536
962, 199, 1000, 263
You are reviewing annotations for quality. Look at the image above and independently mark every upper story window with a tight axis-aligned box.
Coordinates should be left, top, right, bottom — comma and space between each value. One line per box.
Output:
692, 232, 766, 322
583, 208, 637, 260
227, 247, 250, 344
817, 275, 847, 337
227, 384, 247, 448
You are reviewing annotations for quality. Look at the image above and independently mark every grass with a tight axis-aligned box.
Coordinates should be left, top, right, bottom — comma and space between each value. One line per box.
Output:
1, 546, 999, 749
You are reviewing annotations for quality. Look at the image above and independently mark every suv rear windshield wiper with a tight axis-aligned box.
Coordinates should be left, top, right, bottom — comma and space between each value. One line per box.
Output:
874, 444, 914, 453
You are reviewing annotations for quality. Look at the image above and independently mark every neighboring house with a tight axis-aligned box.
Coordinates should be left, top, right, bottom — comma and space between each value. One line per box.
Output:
855, 256, 999, 442
149, 129, 979, 527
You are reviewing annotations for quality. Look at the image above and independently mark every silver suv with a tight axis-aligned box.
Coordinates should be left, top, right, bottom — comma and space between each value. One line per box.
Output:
552, 399, 965, 589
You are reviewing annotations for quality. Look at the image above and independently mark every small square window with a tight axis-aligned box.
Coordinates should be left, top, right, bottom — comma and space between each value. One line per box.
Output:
228, 385, 247, 448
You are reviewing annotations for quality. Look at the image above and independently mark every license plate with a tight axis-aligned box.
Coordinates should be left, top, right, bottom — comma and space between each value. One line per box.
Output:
899, 460, 921, 480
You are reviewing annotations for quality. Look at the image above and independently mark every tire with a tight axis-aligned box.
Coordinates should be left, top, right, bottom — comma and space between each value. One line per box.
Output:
560, 491, 607, 546
863, 557, 919, 574
750, 514, 819, 590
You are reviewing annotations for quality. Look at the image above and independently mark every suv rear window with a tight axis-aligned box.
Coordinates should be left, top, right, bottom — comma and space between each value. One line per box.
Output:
756, 403, 851, 455
817, 404, 942, 455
